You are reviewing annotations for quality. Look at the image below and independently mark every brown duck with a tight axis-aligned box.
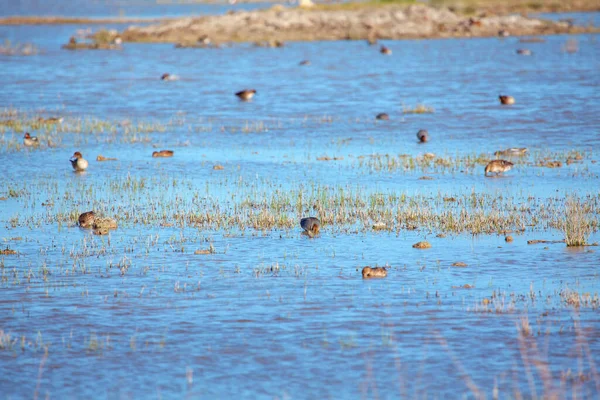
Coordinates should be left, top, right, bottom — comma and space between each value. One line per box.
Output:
485, 160, 514, 176
152, 150, 174, 158
78, 211, 95, 228
362, 267, 388, 278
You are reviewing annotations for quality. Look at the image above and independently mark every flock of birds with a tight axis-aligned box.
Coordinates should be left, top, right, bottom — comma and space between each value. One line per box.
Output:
18, 41, 525, 277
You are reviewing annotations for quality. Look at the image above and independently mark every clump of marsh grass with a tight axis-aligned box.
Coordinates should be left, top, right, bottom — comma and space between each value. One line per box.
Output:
563, 197, 593, 246
0, 330, 17, 350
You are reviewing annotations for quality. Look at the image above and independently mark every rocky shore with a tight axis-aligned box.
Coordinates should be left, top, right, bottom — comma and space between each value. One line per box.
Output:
118, 4, 598, 45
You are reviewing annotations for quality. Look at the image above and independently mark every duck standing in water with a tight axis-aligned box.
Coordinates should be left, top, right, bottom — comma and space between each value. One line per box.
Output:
235, 89, 256, 101
416, 129, 429, 143
485, 160, 514, 177
300, 217, 320, 238
499, 95, 515, 105
23, 132, 39, 147
70, 151, 88, 172
78, 211, 95, 228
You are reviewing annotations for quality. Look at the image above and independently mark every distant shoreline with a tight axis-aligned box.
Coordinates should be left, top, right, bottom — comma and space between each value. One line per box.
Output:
1, 0, 600, 26
0, 16, 170, 25
116, 4, 599, 45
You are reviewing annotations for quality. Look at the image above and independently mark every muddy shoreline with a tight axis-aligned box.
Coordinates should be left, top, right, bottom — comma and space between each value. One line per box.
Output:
116, 4, 598, 45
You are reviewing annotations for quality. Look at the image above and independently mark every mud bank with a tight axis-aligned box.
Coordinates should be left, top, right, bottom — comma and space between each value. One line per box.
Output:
119, 4, 597, 44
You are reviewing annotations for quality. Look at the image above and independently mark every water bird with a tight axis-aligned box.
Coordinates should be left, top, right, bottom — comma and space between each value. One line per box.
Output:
23, 132, 39, 147
299, 60, 311, 66
376, 113, 389, 121
70, 151, 88, 171
235, 89, 256, 101
152, 150, 174, 158
362, 266, 387, 278
300, 217, 320, 238
516, 49, 532, 55
499, 95, 515, 105
380, 45, 392, 55
468, 18, 482, 27
494, 148, 528, 157
161, 73, 179, 81
78, 211, 95, 228
416, 129, 429, 143
498, 29, 510, 37
485, 160, 514, 177
94, 217, 118, 230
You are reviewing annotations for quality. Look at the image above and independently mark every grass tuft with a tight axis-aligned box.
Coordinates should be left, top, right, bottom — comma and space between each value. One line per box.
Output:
563, 197, 593, 246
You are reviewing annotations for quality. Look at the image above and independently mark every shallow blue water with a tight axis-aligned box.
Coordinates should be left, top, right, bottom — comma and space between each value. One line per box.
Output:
1, 0, 268, 18
0, 10, 599, 400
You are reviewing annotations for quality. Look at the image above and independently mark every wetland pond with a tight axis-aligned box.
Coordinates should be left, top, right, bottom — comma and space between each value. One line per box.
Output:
1, 9, 599, 399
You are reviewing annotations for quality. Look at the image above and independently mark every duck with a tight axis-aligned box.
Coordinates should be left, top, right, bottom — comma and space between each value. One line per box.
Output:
93, 217, 118, 230
23, 132, 39, 147
380, 45, 392, 55
376, 113, 389, 121
516, 48, 532, 56
299, 60, 311, 66
499, 95, 515, 105
417, 129, 429, 143
152, 150, 174, 158
300, 217, 320, 238
161, 73, 179, 81
494, 147, 528, 157
70, 151, 88, 171
235, 89, 256, 101
485, 159, 514, 177
78, 211, 95, 228
362, 266, 388, 278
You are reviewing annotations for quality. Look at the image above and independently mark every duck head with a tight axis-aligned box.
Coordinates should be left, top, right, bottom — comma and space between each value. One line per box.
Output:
70, 151, 83, 162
